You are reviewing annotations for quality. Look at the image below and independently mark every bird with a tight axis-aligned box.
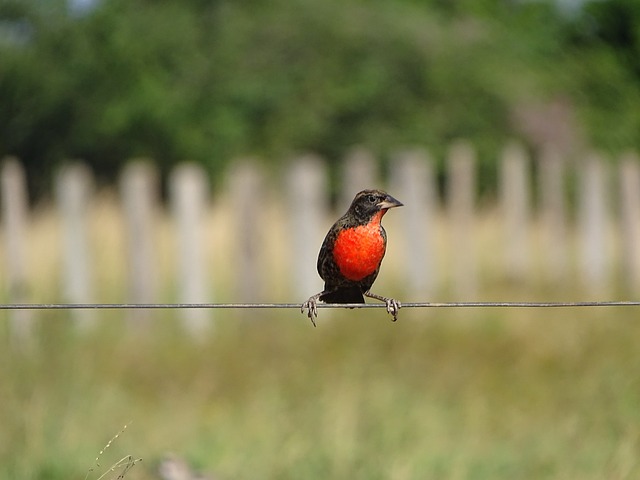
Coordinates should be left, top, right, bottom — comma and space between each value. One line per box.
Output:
301, 189, 403, 326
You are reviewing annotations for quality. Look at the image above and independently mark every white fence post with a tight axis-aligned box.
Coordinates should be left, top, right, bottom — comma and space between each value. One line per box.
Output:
499, 142, 531, 281
447, 141, 478, 299
538, 147, 568, 283
340, 147, 379, 212
169, 163, 210, 336
618, 152, 640, 295
55, 162, 96, 329
120, 160, 159, 327
228, 160, 265, 303
286, 154, 329, 299
391, 148, 438, 299
1, 157, 33, 344
577, 153, 611, 296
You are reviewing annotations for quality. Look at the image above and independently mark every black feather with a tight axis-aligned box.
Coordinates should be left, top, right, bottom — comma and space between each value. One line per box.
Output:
320, 286, 364, 304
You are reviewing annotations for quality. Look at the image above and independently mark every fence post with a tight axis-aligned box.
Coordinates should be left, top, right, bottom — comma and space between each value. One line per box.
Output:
340, 147, 379, 212
618, 152, 640, 295
286, 154, 329, 298
390, 148, 438, 299
55, 162, 96, 329
120, 160, 159, 328
577, 153, 611, 296
499, 142, 531, 281
0, 157, 33, 344
446, 141, 478, 299
228, 160, 265, 303
169, 163, 210, 336
538, 147, 568, 283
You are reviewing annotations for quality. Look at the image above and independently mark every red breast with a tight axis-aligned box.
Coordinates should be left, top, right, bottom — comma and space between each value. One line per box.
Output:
332, 210, 387, 281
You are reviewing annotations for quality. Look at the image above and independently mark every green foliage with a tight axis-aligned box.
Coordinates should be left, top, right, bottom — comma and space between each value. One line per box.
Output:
1, 0, 639, 194
563, 0, 640, 152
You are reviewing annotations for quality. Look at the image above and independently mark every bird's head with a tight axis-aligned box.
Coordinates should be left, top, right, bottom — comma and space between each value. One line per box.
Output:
348, 189, 403, 223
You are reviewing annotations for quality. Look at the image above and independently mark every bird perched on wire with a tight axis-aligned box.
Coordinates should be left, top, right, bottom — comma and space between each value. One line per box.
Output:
301, 189, 403, 326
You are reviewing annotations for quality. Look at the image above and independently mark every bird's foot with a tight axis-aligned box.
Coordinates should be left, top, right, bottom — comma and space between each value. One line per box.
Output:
364, 290, 401, 322
301, 295, 320, 327
384, 298, 401, 322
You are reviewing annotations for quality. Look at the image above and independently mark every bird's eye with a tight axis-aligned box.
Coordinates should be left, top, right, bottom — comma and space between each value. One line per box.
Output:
367, 194, 377, 203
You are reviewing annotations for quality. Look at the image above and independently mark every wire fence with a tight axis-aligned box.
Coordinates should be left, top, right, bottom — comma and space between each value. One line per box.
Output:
2, 300, 638, 345
1, 301, 640, 310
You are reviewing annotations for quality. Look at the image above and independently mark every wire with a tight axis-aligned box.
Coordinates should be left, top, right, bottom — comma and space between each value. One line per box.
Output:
0, 301, 639, 310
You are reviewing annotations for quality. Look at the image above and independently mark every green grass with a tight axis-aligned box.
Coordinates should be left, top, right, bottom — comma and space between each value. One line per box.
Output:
1, 196, 639, 478
2, 306, 639, 480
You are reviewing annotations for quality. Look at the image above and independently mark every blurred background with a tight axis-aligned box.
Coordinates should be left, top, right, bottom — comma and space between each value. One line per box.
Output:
1, 0, 640, 479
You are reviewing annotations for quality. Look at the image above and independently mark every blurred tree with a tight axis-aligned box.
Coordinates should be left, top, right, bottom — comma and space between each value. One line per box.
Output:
563, 0, 640, 152
0, 0, 639, 196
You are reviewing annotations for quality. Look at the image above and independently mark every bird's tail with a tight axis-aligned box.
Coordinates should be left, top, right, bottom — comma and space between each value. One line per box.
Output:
320, 286, 364, 304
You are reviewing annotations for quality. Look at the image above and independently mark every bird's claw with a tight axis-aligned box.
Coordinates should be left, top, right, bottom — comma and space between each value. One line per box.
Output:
364, 290, 401, 322
385, 298, 401, 322
301, 298, 318, 327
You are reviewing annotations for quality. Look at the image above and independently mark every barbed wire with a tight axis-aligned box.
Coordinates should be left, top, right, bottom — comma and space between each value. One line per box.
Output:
0, 301, 639, 310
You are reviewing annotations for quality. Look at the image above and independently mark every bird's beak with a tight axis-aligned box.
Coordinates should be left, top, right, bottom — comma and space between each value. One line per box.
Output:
377, 194, 403, 209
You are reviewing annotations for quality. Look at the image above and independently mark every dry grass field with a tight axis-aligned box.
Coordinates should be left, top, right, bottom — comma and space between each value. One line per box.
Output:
1, 193, 639, 479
